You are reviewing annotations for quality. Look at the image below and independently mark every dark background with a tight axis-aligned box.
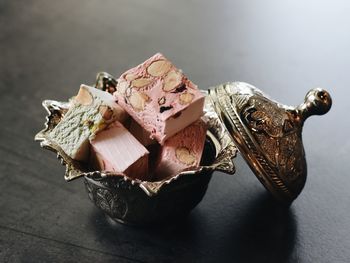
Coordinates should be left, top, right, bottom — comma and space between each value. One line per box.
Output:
1, 0, 349, 262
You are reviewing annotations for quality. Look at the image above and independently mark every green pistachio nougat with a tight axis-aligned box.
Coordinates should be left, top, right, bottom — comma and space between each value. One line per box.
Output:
49, 84, 128, 161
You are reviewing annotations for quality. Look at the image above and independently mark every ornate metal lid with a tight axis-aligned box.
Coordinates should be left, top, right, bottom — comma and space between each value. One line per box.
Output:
208, 82, 332, 203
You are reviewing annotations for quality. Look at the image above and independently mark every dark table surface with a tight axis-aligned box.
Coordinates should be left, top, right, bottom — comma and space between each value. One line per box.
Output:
1, 0, 349, 262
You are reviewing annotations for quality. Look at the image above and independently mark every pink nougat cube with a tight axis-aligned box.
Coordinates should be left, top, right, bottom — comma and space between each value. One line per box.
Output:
90, 121, 150, 181
113, 53, 205, 145
154, 120, 207, 181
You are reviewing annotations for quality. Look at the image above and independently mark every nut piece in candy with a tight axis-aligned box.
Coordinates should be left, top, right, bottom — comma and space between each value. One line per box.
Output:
179, 92, 194, 105
99, 105, 114, 121
175, 147, 196, 165
163, 70, 183, 92
116, 80, 129, 95
147, 59, 172, 77
131, 78, 153, 88
125, 73, 138, 81
75, 88, 93, 106
129, 92, 149, 111
158, 96, 166, 105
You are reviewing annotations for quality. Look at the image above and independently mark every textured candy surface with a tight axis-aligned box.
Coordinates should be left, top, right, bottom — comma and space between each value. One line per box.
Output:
90, 121, 150, 180
49, 85, 127, 161
154, 120, 207, 180
114, 53, 205, 144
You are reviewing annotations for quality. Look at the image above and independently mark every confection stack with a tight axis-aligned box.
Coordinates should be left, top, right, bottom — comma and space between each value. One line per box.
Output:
48, 53, 207, 181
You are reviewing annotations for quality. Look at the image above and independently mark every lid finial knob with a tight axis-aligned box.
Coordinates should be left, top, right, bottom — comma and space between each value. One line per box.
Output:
297, 88, 332, 124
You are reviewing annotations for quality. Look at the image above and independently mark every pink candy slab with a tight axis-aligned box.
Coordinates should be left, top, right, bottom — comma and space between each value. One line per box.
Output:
114, 53, 205, 145
90, 121, 150, 180
154, 119, 207, 180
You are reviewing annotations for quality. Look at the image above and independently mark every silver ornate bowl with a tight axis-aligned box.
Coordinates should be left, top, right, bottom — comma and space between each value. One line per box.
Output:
35, 96, 237, 225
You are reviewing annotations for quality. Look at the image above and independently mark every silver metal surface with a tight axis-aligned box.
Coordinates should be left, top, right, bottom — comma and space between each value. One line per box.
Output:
209, 82, 332, 202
